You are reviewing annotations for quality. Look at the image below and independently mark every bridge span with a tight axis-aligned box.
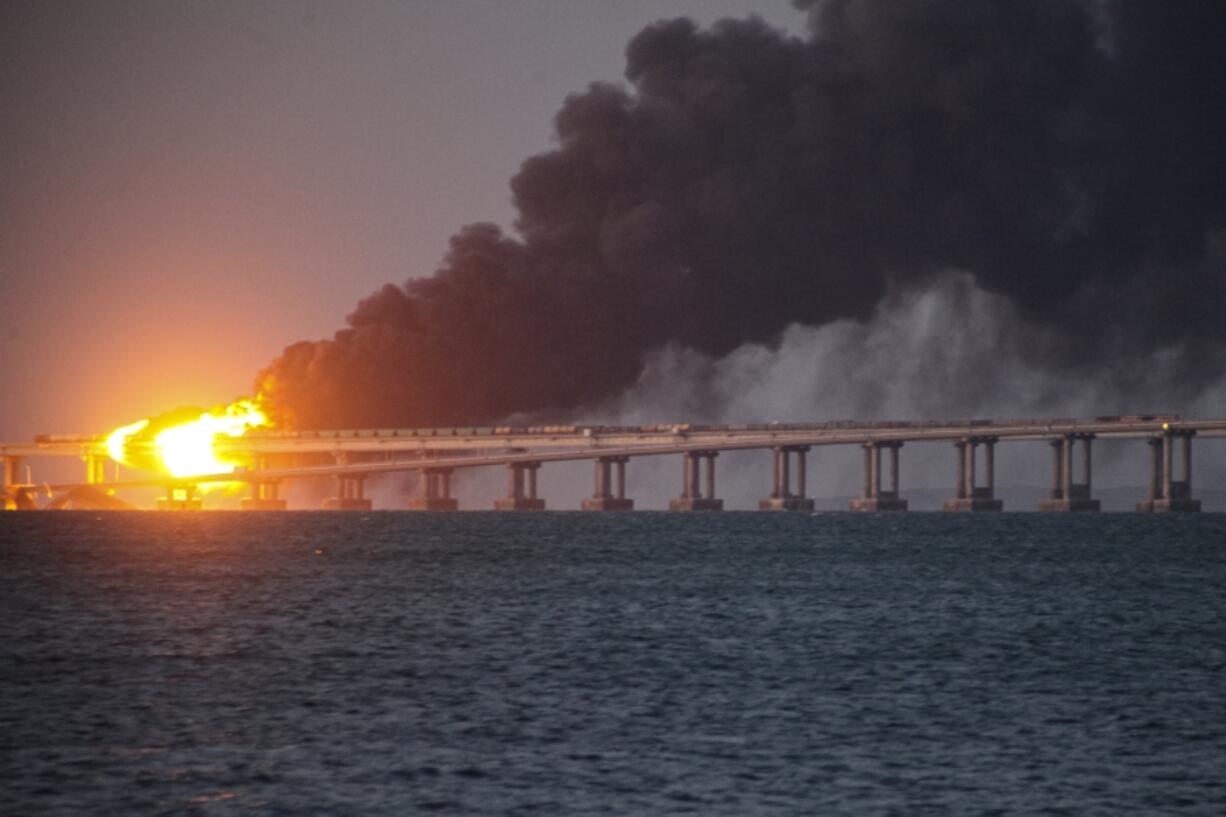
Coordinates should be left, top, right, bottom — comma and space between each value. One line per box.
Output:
3, 416, 1223, 512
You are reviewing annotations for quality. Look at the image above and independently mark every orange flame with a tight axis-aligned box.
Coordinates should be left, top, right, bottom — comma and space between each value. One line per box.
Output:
106, 398, 269, 480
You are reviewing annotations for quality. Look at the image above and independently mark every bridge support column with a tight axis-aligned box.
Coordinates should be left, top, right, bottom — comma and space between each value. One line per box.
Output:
944, 437, 1002, 511
850, 442, 907, 511
1138, 431, 1200, 512
85, 453, 109, 485
670, 451, 722, 511
583, 457, 633, 511
1040, 435, 1099, 511
158, 484, 202, 511
242, 455, 287, 510
323, 474, 372, 511
760, 446, 814, 511
496, 462, 545, 510
242, 479, 287, 511
409, 467, 458, 511
2, 456, 33, 511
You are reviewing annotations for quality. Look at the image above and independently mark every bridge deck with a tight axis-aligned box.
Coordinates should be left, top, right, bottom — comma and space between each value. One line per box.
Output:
5, 417, 1225, 490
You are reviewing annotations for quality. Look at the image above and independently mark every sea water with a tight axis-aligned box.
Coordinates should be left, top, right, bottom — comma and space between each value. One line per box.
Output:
2, 512, 1224, 815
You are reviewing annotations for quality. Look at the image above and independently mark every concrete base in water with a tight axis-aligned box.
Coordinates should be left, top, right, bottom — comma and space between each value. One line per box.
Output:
848, 497, 908, 512
157, 498, 203, 511
240, 498, 288, 511
408, 498, 459, 511
943, 497, 1004, 512
669, 498, 724, 512
1039, 498, 1101, 512
495, 498, 546, 511
581, 498, 634, 511
759, 497, 816, 511
321, 498, 373, 511
1136, 498, 1202, 512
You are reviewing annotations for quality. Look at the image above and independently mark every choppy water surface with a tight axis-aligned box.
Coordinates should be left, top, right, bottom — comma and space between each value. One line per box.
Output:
2, 512, 1224, 815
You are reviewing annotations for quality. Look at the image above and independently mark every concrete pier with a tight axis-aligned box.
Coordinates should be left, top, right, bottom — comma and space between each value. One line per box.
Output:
85, 453, 108, 485
2, 456, 33, 510
670, 451, 723, 511
323, 452, 372, 510
241, 480, 286, 511
943, 437, 1003, 511
1039, 434, 1100, 511
242, 456, 287, 510
849, 441, 907, 511
322, 474, 372, 510
409, 467, 458, 511
1137, 431, 1201, 512
158, 484, 202, 511
495, 462, 545, 510
760, 446, 815, 511
582, 456, 633, 511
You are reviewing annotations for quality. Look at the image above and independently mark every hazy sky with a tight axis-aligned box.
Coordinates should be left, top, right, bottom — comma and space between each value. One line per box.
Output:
1, 0, 804, 440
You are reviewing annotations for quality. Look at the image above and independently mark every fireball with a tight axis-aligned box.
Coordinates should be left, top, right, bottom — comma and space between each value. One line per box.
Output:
106, 418, 150, 463
106, 398, 269, 480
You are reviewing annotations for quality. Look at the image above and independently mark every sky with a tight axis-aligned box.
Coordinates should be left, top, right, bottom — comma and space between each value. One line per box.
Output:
1, 0, 805, 441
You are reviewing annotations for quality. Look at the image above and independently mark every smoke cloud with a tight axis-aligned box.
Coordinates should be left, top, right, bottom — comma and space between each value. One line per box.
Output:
257, 1, 1226, 429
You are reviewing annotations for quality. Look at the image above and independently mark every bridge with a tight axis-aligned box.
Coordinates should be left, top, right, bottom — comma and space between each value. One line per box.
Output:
3, 416, 1223, 512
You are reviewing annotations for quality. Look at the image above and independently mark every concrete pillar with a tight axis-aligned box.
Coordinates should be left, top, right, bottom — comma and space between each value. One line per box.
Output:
322, 452, 372, 510
672, 451, 722, 511
158, 483, 203, 511
965, 440, 976, 498
704, 453, 717, 500
765, 447, 814, 511
681, 453, 695, 499
1050, 440, 1064, 499
409, 467, 457, 511
243, 476, 287, 511
945, 438, 1001, 512
1162, 433, 1173, 505
3, 456, 23, 511
1082, 437, 1093, 495
850, 443, 906, 511
954, 442, 966, 499
888, 444, 900, 495
864, 445, 875, 499
1182, 433, 1192, 486
511, 464, 524, 500
85, 454, 108, 485
1149, 438, 1163, 500
583, 457, 633, 510
3, 456, 22, 489
1059, 436, 1069, 500
594, 459, 608, 498
513, 464, 525, 500
1041, 435, 1099, 512
1140, 432, 1200, 512
496, 463, 545, 510
984, 440, 995, 494
527, 463, 539, 500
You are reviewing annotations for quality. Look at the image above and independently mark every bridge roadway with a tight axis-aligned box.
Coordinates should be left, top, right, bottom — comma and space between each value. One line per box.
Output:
3, 416, 1224, 511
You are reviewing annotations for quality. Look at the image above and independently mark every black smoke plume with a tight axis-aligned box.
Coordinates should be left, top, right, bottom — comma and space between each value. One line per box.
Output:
258, 1, 1226, 429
